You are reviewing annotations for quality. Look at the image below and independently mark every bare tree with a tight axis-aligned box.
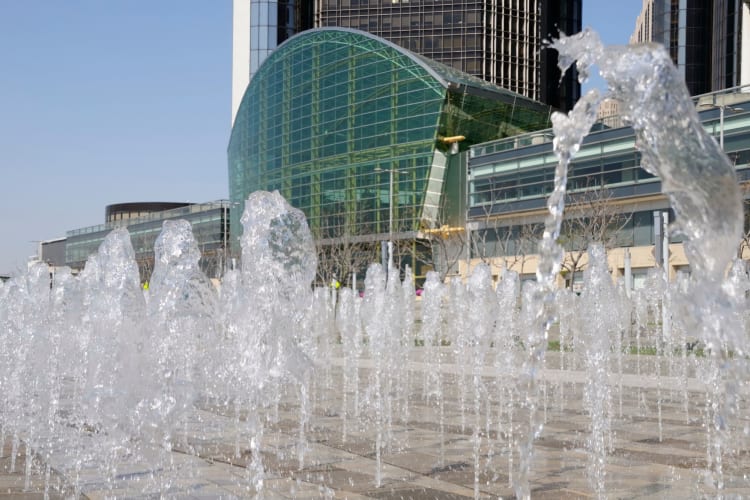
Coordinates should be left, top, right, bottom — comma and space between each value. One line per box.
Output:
737, 182, 750, 259
136, 257, 154, 285
313, 223, 379, 289
199, 248, 225, 280
558, 181, 633, 288
419, 224, 467, 281
468, 205, 506, 274
469, 205, 542, 278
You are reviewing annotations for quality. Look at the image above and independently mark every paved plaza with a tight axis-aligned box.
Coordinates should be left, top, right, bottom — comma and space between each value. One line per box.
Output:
1, 348, 749, 499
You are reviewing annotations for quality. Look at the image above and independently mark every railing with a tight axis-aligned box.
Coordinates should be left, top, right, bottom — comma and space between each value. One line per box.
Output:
470, 84, 750, 158
66, 200, 231, 237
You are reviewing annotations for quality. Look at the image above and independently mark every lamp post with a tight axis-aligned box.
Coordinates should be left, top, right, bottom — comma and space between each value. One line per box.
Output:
374, 166, 404, 271
223, 200, 242, 276
438, 134, 467, 273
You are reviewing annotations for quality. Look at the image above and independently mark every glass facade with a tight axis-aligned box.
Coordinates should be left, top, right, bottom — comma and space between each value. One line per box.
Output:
467, 96, 750, 257
229, 27, 553, 253
468, 132, 659, 214
65, 201, 232, 280
472, 209, 672, 258
636, 1, 750, 95
249, 0, 314, 80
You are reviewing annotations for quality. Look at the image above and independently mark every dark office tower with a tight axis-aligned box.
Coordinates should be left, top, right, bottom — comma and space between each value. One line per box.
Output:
277, 1, 315, 48
652, 0, 712, 95
540, 0, 582, 111
633, 0, 750, 96
711, 0, 750, 90
314, 0, 581, 111
232, 0, 314, 125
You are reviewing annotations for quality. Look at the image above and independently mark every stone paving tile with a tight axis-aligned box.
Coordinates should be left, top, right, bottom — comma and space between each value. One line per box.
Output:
0, 439, 75, 499
4, 353, 750, 498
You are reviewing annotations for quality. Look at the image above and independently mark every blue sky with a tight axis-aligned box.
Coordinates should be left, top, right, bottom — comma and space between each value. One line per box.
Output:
0, 1, 643, 275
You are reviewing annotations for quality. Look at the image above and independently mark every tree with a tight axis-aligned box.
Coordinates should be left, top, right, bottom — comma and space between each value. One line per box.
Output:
558, 181, 633, 288
737, 182, 750, 259
469, 204, 542, 278
419, 224, 467, 281
313, 223, 380, 290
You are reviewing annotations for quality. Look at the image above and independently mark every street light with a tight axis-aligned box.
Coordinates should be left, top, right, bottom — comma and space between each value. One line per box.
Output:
374, 166, 405, 271
223, 200, 242, 275
438, 135, 466, 155
438, 134, 468, 272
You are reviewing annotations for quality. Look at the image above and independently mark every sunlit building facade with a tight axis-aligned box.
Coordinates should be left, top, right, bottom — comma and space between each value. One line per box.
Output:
632, 0, 750, 95
466, 88, 750, 288
65, 201, 232, 281
228, 28, 554, 275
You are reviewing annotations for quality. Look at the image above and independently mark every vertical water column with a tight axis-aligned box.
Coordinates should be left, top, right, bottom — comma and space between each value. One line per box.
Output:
399, 266, 416, 432
554, 287, 578, 410
384, 263, 403, 452
362, 263, 387, 487
466, 264, 497, 499
492, 270, 521, 482
551, 28, 745, 493
80, 229, 149, 485
145, 219, 219, 467
613, 280, 632, 419
336, 287, 358, 443
45, 267, 88, 495
579, 244, 617, 496
0, 263, 52, 476
670, 272, 692, 423
513, 86, 602, 500
447, 277, 470, 432
229, 190, 317, 493
420, 271, 447, 467
309, 287, 335, 413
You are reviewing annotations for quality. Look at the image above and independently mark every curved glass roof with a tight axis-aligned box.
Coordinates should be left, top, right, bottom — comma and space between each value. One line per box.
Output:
228, 27, 553, 254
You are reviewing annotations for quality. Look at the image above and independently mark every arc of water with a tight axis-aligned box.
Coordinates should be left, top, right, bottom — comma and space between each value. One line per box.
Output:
549, 28, 745, 494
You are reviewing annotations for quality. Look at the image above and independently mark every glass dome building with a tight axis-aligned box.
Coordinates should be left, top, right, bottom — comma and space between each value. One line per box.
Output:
228, 27, 554, 276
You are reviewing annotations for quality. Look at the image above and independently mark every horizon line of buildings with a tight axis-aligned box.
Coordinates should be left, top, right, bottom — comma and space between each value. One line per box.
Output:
13, 2, 750, 288
27, 79, 750, 289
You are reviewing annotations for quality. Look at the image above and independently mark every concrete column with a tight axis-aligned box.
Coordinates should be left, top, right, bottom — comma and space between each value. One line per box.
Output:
653, 211, 663, 267
624, 247, 632, 297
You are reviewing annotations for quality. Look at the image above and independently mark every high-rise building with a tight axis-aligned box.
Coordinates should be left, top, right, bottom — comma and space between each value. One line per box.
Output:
231, 0, 581, 124
631, 0, 654, 44
232, 0, 314, 125
631, 0, 750, 96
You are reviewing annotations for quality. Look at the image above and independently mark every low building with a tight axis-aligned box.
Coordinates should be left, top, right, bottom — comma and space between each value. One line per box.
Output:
466, 86, 750, 289
38, 237, 67, 268
65, 201, 233, 281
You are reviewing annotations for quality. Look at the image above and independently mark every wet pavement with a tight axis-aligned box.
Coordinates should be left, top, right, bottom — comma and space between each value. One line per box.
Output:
2, 348, 748, 498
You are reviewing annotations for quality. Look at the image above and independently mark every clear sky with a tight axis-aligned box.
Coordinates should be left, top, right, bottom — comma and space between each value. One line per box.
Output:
0, 1, 643, 276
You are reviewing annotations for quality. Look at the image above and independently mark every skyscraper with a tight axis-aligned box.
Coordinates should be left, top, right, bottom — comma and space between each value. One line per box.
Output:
231, 0, 581, 124
632, 0, 750, 96
232, 0, 314, 125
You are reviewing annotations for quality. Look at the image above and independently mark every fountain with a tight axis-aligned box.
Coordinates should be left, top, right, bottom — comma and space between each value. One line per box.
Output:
2, 32, 750, 498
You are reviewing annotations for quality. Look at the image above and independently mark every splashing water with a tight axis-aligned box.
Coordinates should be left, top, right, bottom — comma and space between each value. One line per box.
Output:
551, 29, 742, 286
1, 29, 750, 499
545, 28, 745, 494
